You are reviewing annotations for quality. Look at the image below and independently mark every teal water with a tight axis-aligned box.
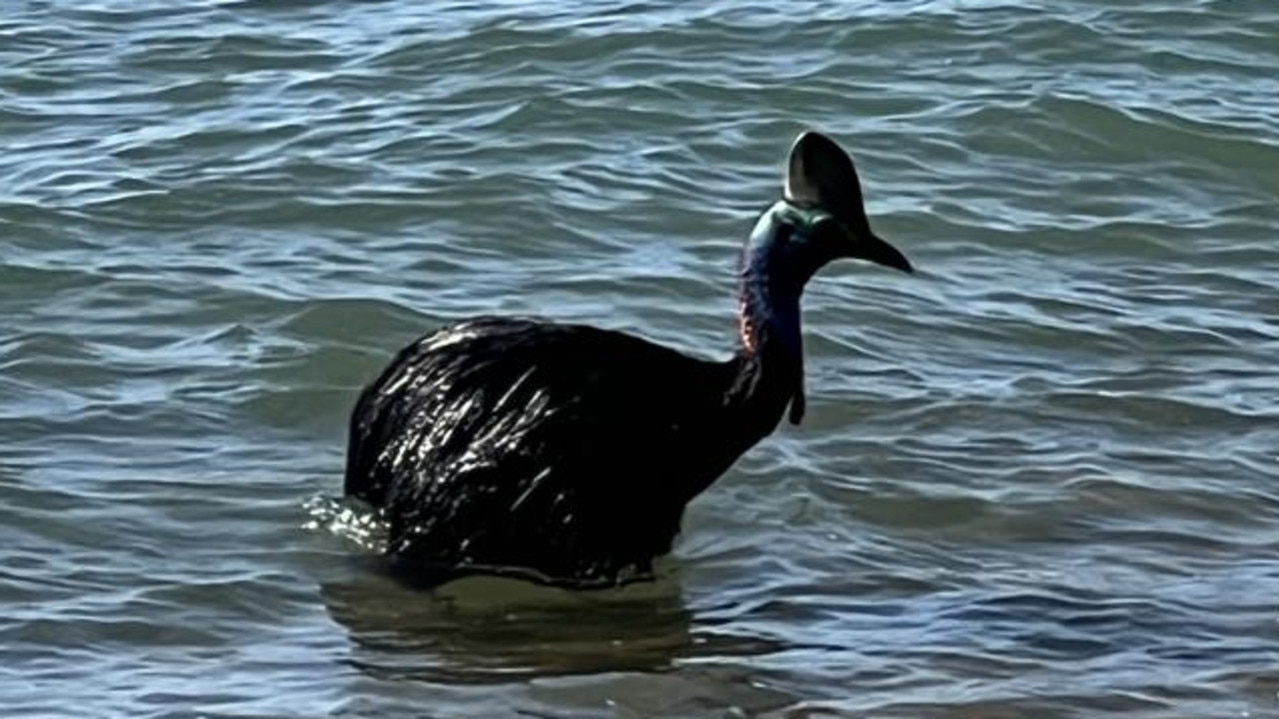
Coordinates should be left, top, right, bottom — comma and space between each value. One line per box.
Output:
3, 2, 1278, 717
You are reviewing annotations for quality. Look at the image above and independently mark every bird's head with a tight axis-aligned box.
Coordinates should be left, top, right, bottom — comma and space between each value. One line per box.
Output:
744, 130, 912, 292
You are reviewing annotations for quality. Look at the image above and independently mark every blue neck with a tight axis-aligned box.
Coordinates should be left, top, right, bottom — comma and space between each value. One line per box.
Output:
737, 201, 830, 357
732, 201, 833, 426
738, 243, 803, 358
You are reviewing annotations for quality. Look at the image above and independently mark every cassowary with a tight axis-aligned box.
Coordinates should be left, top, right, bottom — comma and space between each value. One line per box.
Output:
344, 130, 913, 588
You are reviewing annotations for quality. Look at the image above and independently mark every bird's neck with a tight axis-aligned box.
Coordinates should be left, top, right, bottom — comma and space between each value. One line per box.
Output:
726, 244, 806, 429
737, 259, 802, 359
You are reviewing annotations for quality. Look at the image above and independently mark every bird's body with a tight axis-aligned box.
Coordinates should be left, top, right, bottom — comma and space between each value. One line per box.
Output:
346, 316, 794, 585
343, 131, 913, 588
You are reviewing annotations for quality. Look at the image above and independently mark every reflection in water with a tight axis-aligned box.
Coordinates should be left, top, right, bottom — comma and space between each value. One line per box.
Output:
319, 573, 696, 683
316, 570, 803, 716
309, 492, 798, 715
316, 561, 787, 686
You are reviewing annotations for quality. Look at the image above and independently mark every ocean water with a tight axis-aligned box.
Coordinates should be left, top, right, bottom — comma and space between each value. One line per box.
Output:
2, 2, 1277, 717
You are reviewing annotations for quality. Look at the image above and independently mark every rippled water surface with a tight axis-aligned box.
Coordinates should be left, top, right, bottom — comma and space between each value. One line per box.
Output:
3, 2, 1278, 717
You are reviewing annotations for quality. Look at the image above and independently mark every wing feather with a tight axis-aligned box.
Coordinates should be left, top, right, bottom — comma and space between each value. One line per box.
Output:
343, 317, 730, 581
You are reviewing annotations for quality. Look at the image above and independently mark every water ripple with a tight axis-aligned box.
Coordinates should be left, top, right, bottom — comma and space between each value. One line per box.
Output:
2, 1, 1278, 717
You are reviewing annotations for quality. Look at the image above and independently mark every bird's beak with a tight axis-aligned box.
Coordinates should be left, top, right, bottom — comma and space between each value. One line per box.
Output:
850, 231, 913, 274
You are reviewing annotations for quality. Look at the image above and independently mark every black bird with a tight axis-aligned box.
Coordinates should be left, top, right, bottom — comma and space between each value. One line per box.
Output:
344, 130, 913, 588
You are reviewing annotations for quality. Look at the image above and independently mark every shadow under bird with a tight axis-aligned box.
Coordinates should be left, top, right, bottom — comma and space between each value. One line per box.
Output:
343, 130, 913, 589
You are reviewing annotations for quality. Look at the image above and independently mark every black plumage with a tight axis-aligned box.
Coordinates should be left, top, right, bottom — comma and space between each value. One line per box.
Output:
344, 130, 913, 588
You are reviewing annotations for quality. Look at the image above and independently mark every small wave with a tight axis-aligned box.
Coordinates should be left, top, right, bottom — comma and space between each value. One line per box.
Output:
302, 492, 387, 553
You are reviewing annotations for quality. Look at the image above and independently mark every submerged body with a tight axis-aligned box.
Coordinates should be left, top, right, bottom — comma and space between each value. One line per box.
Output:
344, 131, 913, 588
346, 317, 794, 585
